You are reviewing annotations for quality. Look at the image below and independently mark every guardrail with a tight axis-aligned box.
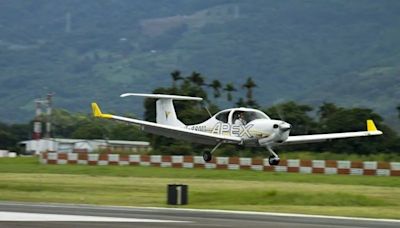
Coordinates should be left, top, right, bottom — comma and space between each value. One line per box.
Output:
40, 153, 400, 176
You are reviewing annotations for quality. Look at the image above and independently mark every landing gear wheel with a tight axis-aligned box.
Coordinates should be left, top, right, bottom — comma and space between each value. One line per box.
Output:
268, 155, 280, 166
203, 151, 212, 162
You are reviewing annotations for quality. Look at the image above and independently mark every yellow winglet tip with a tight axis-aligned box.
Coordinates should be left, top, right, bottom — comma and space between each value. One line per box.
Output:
91, 102, 112, 119
91, 102, 102, 117
367, 119, 378, 132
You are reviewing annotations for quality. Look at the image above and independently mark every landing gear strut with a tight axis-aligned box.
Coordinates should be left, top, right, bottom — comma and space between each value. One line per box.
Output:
203, 141, 223, 162
267, 147, 280, 166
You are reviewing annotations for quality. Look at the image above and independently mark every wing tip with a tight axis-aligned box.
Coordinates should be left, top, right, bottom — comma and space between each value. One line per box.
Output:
91, 102, 112, 119
367, 119, 379, 132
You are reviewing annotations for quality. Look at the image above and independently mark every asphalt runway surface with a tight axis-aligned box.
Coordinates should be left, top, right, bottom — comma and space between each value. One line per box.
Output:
0, 202, 399, 228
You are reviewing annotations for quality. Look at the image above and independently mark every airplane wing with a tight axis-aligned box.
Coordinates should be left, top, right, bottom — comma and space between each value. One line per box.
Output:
282, 120, 383, 145
91, 103, 242, 145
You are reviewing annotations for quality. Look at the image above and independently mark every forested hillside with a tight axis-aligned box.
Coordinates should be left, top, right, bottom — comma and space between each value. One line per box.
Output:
0, 0, 399, 123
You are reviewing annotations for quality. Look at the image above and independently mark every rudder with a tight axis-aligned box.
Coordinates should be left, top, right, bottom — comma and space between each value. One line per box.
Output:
156, 99, 185, 127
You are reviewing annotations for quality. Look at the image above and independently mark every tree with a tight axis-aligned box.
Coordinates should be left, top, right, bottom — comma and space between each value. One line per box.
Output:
397, 105, 400, 119
235, 98, 246, 107
109, 124, 148, 141
170, 70, 182, 88
208, 79, 222, 98
71, 120, 107, 139
264, 101, 316, 135
242, 77, 258, 108
0, 122, 30, 152
187, 71, 205, 87
242, 77, 256, 100
224, 83, 236, 102
318, 102, 342, 120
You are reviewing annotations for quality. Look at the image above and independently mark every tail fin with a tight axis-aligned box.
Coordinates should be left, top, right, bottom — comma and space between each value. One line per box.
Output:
120, 93, 202, 127
156, 99, 185, 127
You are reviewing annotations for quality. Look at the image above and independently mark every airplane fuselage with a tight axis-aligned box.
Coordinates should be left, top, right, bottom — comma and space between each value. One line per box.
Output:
187, 107, 291, 145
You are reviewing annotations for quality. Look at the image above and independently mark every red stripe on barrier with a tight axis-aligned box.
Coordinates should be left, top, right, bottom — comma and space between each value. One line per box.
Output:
39, 153, 399, 176
300, 160, 312, 167
363, 170, 376, 176
337, 169, 350, 175
67, 160, 77, 164
183, 156, 193, 163
120, 155, 129, 161
377, 162, 390, 169
391, 170, 400, 176
252, 158, 263, 165
194, 164, 205, 168
162, 156, 171, 162
47, 160, 56, 164
287, 167, 299, 173
312, 168, 324, 174
88, 161, 97, 166
141, 155, 150, 162
325, 160, 337, 168
263, 166, 274, 172
58, 153, 67, 160
229, 157, 239, 164
351, 161, 363, 168
78, 153, 88, 160
216, 164, 227, 169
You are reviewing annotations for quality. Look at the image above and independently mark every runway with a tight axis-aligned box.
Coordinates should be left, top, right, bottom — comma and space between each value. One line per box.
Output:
0, 202, 399, 228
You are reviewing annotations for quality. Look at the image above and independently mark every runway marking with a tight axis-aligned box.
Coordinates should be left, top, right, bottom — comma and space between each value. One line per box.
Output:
1, 201, 399, 224
143, 207, 400, 223
0, 211, 190, 223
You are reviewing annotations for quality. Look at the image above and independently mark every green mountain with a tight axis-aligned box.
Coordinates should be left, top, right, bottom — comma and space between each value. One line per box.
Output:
0, 0, 399, 123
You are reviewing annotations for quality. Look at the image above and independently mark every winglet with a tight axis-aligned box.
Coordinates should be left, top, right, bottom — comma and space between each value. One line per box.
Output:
91, 102, 112, 119
367, 119, 378, 132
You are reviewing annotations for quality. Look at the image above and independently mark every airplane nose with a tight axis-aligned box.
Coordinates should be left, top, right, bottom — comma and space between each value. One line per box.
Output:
279, 122, 291, 132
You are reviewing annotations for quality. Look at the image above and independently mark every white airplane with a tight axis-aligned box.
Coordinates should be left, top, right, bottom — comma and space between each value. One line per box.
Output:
91, 93, 383, 166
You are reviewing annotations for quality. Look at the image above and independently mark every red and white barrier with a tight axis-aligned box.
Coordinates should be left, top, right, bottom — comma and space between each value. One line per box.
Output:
40, 153, 400, 176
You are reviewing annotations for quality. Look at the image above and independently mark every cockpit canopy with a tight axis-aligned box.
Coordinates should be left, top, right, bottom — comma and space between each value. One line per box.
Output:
214, 108, 270, 124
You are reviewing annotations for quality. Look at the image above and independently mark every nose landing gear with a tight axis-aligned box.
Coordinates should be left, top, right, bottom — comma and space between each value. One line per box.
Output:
268, 155, 280, 166
267, 147, 280, 166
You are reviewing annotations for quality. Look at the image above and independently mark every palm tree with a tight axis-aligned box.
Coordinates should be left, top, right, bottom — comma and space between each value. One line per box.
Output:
235, 98, 246, 107
209, 80, 222, 98
170, 70, 182, 88
224, 83, 236, 102
242, 77, 256, 101
397, 105, 400, 119
187, 71, 205, 87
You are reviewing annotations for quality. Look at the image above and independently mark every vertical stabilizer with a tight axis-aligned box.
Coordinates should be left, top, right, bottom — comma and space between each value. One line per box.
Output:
156, 99, 185, 127
120, 93, 202, 127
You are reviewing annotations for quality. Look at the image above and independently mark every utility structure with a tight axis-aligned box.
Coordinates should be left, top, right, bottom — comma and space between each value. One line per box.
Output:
33, 93, 53, 140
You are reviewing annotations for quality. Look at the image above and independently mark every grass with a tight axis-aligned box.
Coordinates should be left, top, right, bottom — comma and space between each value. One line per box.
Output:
0, 157, 400, 219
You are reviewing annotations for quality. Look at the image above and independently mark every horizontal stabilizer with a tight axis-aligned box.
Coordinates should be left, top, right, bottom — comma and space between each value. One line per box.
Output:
120, 93, 203, 101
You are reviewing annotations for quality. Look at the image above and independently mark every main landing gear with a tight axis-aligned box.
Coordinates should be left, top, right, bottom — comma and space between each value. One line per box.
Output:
203, 141, 223, 162
202, 143, 280, 166
203, 151, 212, 162
267, 147, 280, 166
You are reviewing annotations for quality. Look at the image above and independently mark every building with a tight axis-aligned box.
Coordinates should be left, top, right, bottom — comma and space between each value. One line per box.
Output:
19, 138, 151, 154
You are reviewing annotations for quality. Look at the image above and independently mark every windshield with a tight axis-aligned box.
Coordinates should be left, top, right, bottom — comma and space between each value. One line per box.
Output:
233, 110, 269, 124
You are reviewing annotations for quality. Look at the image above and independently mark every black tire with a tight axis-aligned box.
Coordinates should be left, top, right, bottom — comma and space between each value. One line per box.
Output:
268, 155, 280, 166
203, 151, 212, 162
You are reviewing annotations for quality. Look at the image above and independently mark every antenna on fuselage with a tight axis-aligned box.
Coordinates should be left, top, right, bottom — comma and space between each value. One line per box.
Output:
199, 100, 213, 118
204, 105, 213, 118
